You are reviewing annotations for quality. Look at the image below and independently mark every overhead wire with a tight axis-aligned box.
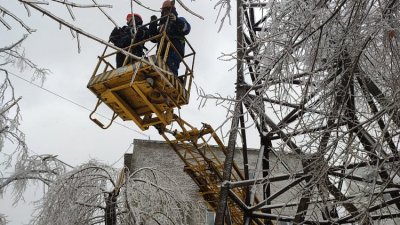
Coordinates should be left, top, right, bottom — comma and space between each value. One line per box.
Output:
111, 141, 134, 167
6, 70, 150, 138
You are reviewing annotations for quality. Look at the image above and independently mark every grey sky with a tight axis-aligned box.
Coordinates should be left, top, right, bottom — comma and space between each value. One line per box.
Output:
0, 0, 241, 224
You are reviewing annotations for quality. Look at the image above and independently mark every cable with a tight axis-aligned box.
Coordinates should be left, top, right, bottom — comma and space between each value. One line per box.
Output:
6, 70, 149, 138
111, 141, 133, 167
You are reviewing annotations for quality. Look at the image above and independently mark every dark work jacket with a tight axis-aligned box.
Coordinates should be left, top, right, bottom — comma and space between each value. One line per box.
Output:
149, 15, 191, 58
109, 25, 149, 67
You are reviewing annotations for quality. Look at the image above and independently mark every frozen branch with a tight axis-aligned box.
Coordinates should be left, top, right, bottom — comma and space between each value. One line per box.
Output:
50, 0, 112, 8
214, 0, 232, 31
131, 0, 160, 12
175, 0, 204, 20
0, 5, 35, 33
0, 97, 21, 116
0, 173, 52, 190
20, 0, 171, 75
91, 0, 117, 27
0, 35, 28, 52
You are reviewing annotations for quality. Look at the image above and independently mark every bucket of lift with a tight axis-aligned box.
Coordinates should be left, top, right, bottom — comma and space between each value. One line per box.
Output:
87, 29, 196, 131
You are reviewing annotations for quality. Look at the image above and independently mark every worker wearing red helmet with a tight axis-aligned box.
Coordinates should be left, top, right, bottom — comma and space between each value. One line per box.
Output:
149, 0, 191, 76
109, 13, 149, 67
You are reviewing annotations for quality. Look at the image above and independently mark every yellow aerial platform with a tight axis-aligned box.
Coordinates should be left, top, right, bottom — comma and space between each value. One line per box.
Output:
87, 25, 262, 225
87, 31, 195, 130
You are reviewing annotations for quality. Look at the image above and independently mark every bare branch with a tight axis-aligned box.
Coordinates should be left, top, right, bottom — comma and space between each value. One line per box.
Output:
131, 0, 160, 12
0, 97, 21, 116
175, 0, 204, 20
0, 5, 35, 32
0, 34, 28, 52
50, 0, 112, 8
91, 0, 117, 27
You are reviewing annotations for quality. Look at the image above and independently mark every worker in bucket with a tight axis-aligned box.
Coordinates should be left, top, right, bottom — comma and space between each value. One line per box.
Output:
149, 0, 191, 76
109, 13, 149, 68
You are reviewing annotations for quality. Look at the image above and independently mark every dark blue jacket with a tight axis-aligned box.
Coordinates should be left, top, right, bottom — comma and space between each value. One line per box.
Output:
149, 16, 190, 57
149, 11, 191, 75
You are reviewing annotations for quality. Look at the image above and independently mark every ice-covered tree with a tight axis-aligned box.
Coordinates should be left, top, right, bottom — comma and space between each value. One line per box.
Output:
206, 0, 400, 224
32, 161, 197, 225
1, 0, 203, 224
1, 1, 61, 218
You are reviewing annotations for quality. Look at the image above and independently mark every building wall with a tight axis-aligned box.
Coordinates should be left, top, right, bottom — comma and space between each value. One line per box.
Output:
125, 139, 400, 225
126, 139, 208, 224
125, 139, 304, 224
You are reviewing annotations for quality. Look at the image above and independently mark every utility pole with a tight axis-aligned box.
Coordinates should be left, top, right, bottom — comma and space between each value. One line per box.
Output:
214, 0, 244, 224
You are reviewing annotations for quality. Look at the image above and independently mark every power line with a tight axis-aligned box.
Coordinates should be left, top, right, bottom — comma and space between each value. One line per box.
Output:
7, 70, 149, 138
111, 141, 133, 167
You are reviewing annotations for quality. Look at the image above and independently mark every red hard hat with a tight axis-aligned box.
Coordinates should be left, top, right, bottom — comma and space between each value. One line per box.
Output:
126, 13, 143, 22
161, 0, 174, 9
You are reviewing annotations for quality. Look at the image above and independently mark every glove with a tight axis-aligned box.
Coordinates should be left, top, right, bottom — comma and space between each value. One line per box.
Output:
151, 15, 157, 21
130, 27, 136, 36
169, 14, 176, 21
